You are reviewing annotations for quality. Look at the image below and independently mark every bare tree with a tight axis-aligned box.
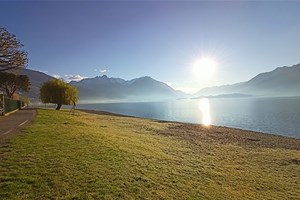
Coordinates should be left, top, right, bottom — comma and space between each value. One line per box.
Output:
0, 27, 28, 72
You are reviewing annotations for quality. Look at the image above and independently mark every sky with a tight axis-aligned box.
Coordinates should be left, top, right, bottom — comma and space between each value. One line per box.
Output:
1, 1, 300, 93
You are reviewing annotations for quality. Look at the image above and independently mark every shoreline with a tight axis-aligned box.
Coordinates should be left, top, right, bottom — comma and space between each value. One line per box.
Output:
78, 108, 300, 150
74, 97, 300, 139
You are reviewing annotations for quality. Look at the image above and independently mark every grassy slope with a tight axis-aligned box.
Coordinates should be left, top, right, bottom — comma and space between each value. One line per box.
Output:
0, 109, 299, 200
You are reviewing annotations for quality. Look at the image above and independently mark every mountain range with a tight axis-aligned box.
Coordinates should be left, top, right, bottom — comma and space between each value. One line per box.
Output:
195, 63, 300, 97
15, 62, 300, 102
70, 75, 186, 102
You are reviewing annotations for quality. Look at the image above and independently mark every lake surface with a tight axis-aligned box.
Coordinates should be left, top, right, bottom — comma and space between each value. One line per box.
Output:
78, 97, 300, 139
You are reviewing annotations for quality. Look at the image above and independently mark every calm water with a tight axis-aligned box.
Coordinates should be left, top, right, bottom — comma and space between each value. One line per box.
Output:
78, 97, 300, 138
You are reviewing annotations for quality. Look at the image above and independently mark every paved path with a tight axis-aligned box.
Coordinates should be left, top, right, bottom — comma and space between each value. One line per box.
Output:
0, 108, 36, 144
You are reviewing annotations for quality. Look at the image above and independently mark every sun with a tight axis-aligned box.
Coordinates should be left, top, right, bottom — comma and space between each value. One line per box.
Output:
192, 57, 217, 81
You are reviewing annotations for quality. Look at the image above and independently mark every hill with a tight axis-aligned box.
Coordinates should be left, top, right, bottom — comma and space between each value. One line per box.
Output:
8, 69, 186, 103
196, 63, 300, 97
70, 75, 186, 102
19, 68, 54, 102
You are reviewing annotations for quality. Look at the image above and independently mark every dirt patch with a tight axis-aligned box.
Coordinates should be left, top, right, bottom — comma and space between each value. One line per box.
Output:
279, 159, 300, 166
157, 123, 300, 150
289, 159, 300, 165
78, 109, 136, 118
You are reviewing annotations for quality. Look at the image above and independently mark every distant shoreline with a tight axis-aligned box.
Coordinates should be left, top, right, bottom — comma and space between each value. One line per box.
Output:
75, 97, 300, 139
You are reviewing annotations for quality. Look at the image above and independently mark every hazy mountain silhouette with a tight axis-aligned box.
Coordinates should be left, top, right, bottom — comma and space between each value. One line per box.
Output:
70, 75, 186, 102
193, 93, 252, 99
16, 62, 300, 103
196, 63, 300, 97
19, 68, 54, 101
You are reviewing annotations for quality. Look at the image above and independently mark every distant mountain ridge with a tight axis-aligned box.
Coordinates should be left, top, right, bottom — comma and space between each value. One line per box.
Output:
11, 69, 187, 103
70, 75, 186, 102
13, 62, 300, 103
196, 63, 300, 97
19, 68, 54, 102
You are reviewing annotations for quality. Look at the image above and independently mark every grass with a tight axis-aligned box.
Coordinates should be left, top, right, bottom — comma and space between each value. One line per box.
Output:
0, 108, 299, 199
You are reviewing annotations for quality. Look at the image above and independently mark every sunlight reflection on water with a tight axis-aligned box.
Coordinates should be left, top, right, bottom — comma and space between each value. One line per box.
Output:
78, 97, 300, 138
198, 98, 211, 126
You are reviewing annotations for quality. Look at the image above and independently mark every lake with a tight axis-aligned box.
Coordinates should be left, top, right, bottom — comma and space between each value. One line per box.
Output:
78, 97, 300, 139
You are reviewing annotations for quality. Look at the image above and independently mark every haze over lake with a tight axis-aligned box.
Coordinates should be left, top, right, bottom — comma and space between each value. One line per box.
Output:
78, 96, 300, 139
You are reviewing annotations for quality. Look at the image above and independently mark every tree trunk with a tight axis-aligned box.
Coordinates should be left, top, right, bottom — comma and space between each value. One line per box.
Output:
56, 104, 62, 110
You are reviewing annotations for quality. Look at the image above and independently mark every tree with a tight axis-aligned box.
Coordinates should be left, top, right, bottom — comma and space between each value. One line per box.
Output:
0, 72, 30, 98
40, 79, 78, 110
0, 27, 28, 72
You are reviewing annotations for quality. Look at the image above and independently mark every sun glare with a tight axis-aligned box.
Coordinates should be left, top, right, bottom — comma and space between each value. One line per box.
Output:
193, 57, 217, 81
198, 98, 211, 126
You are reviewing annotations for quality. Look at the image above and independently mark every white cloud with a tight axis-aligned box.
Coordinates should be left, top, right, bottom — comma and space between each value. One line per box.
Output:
164, 81, 172, 86
100, 69, 108, 73
93, 68, 108, 73
53, 74, 61, 79
38, 70, 48, 74
65, 75, 87, 82
30, 68, 48, 74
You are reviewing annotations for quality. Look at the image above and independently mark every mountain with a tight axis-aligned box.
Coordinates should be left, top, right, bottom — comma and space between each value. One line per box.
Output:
196, 63, 300, 97
70, 75, 186, 102
192, 93, 253, 99
19, 68, 54, 102
12, 62, 300, 103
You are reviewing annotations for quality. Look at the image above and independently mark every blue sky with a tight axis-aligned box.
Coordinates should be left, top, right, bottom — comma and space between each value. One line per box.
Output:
1, 1, 300, 93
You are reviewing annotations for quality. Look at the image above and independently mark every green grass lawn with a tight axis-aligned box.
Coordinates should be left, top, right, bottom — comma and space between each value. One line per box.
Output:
0, 109, 299, 200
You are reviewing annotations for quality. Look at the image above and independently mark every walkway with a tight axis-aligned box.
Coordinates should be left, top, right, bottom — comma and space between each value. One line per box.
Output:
0, 108, 36, 144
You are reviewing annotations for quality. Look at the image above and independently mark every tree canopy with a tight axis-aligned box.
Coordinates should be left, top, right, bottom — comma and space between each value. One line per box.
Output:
40, 79, 78, 110
0, 27, 28, 72
0, 72, 30, 98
